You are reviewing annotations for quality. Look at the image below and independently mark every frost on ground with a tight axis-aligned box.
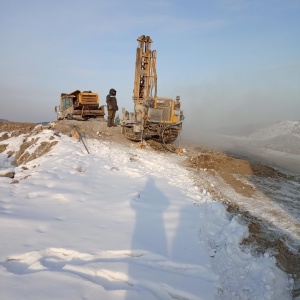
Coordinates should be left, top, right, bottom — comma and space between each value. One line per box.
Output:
0, 120, 299, 299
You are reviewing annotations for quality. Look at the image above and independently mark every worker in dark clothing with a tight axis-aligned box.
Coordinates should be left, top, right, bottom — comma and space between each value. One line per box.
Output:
106, 88, 119, 127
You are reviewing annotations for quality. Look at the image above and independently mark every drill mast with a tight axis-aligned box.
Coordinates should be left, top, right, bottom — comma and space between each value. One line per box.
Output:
133, 35, 157, 105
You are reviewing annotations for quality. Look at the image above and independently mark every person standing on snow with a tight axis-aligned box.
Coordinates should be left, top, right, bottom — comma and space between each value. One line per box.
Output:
106, 88, 119, 127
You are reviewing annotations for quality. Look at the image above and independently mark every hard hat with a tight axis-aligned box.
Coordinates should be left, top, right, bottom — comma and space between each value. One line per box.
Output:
110, 88, 116, 96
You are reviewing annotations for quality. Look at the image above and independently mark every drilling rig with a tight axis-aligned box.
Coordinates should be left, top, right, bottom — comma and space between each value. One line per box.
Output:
121, 35, 184, 143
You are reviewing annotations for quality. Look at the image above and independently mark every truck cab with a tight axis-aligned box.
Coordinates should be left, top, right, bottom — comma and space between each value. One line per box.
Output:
55, 94, 75, 120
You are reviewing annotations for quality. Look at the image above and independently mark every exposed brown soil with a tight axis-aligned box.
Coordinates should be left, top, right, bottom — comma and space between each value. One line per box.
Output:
0, 121, 58, 166
0, 122, 37, 136
0, 144, 8, 152
188, 149, 294, 198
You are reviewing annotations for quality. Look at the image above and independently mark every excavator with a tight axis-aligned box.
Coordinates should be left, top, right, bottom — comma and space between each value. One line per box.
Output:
121, 35, 184, 144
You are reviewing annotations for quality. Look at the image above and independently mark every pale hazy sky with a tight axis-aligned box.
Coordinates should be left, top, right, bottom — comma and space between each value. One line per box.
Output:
0, 0, 299, 130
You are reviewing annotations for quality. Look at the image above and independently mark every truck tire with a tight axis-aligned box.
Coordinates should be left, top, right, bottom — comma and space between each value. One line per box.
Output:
67, 114, 73, 120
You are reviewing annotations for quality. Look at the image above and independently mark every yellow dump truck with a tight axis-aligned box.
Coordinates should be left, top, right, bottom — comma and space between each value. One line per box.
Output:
55, 90, 105, 121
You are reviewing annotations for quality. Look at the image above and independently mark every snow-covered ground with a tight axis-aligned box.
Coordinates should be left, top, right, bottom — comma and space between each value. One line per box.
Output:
0, 125, 296, 299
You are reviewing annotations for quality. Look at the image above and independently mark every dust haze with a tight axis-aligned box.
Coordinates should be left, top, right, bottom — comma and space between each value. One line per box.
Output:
181, 83, 299, 140
179, 84, 300, 172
